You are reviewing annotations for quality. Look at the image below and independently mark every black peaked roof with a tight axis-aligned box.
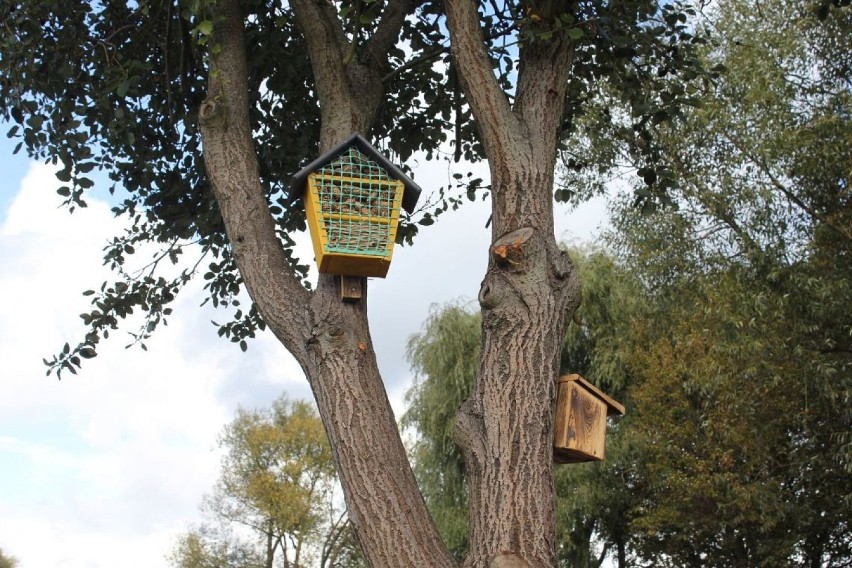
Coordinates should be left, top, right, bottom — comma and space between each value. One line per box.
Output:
289, 133, 422, 214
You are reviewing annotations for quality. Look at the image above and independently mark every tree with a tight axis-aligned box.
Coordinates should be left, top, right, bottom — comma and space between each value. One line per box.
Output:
1, 1, 711, 565
404, 248, 647, 567
170, 527, 262, 568
170, 396, 362, 568
611, 257, 852, 567
0, 548, 18, 568
403, 303, 480, 560
592, 0, 852, 563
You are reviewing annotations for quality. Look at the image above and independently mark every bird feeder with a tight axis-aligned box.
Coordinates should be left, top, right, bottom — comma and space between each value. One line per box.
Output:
554, 374, 625, 464
289, 133, 421, 279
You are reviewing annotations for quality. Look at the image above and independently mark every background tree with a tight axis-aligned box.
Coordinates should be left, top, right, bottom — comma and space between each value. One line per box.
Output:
404, 247, 646, 567
0, 0, 711, 565
402, 303, 480, 560
170, 396, 363, 568
617, 265, 852, 567
553, 250, 646, 568
0, 548, 18, 568
170, 527, 262, 568
593, 0, 852, 563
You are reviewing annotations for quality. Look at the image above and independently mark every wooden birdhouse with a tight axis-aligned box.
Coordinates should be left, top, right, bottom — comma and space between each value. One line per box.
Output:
289, 133, 421, 278
554, 374, 625, 464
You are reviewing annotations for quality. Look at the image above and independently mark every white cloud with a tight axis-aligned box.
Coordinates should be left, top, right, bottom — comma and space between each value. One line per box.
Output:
0, 155, 609, 567
0, 165, 255, 567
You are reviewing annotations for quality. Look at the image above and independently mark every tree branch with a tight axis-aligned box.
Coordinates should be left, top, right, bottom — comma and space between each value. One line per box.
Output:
514, 35, 575, 157
382, 42, 448, 83
290, 0, 355, 148
364, 0, 415, 70
198, 0, 311, 357
445, 0, 522, 166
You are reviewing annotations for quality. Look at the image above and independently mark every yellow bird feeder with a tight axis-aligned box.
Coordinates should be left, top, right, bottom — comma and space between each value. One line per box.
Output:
289, 134, 421, 278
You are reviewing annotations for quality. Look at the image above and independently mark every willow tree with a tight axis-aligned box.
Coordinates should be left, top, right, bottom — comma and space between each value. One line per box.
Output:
0, 1, 709, 565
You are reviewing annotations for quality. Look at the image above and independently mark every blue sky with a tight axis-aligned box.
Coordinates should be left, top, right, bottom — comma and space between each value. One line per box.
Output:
0, 128, 30, 217
0, 123, 608, 567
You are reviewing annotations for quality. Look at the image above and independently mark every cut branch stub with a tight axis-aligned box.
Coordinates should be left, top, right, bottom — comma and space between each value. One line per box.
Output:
491, 227, 535, 270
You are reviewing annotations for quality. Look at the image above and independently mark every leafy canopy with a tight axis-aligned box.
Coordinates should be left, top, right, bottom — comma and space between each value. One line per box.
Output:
0, 0, 713, 376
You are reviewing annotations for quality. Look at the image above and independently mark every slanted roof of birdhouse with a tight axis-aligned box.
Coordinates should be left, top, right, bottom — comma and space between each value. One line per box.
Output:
289, 133, 422, 214
558, 374, 626, 416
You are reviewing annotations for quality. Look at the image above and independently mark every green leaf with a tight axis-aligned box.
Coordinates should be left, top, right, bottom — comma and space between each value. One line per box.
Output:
26, 115, 44, 130
78, 177, 95, 189
568, 28, 584, 41
197, 20, 214, 36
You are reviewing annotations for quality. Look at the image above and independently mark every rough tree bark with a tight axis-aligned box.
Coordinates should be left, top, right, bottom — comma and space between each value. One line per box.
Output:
199, 1, 453, 566
445, 2, 580, 566
198, 1, 580, 567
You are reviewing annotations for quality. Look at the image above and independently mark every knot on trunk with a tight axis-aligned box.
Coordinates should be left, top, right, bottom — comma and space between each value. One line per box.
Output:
478, 279, 503, 310
199, 98, 227, 128
454, 398, 485, 475
552, 248, 575, 280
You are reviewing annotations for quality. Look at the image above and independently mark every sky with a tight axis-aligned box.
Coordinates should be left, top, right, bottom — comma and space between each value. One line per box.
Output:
0, 130, 608, 567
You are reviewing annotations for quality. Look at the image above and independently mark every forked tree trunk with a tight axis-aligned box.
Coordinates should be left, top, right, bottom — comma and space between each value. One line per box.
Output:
199, 0, 580, 566
446, 3, 580, 566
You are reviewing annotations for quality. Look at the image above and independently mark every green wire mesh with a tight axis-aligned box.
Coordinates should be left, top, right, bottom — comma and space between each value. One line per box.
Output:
312, 147, 401, 256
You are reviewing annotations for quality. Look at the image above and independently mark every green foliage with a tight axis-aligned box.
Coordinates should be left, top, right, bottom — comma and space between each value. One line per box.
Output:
605, 0, 852, 461
590, 1, 852, 564
402, 303, 480, 558
0, 548, 18, 568
554, 249, 647, 567
553, 0, 721, 210
561, 248, 645, 399
616, 264, 852, 567
403, 249, 645, 565
0, 0, 714, 376
171, 396, 363, 568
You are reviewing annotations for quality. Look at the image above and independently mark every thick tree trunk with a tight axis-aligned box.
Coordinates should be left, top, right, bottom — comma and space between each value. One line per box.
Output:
456, 166, 579, 567
199, 1, 454, 566
446, 2, 580, 566
299, 288, 454, 567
